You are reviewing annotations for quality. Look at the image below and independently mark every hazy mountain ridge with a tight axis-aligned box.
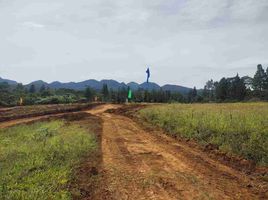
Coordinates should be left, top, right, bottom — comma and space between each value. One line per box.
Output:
0, 77, 17, 85
0, 77, 191, 94
162, 84, 192, 94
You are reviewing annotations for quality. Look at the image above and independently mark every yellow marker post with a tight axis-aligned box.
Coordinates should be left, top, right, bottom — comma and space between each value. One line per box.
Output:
19, 97, 23, 106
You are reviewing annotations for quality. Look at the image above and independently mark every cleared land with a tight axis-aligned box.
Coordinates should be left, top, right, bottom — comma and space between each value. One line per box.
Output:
0, 104, 267, 199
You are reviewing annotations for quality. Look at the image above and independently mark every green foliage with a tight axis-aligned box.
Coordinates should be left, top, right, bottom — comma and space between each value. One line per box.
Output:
35, 95, 78, 104
29, 84, 36, 94
0, 82, 83, 106
139, 103, 268, 165
253, 64, 266, 93
204, 64, 268, 101
0, 120, 96, 199
131, 89, 185, 103
203, 79, 215, 102
0, 83, 16, 106
84, 87, 95, 101
115, 87, 128, 103
187, 87, 199, 102
101, 84, 109, 102
39, 84, 46, 93
214, 74, 246, 101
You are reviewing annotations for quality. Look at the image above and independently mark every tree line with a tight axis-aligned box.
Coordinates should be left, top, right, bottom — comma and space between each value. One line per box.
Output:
197, 64, 268, 102
0, 82, 186, 106
0, 64, 267, 106
67, 64, 268, 104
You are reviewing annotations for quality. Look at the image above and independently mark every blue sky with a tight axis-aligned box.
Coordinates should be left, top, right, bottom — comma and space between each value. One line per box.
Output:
0, 0, 268, 88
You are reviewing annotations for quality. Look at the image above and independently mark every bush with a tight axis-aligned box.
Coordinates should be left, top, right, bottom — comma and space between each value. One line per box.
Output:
35, 95, 78, 105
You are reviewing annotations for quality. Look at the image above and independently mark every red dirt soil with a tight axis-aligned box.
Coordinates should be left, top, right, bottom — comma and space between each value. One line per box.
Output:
86, 105, 268, 200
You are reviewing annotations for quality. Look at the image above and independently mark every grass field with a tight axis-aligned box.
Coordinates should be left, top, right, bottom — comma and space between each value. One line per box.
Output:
0, 118, 97, 199
138, 103, 268, 165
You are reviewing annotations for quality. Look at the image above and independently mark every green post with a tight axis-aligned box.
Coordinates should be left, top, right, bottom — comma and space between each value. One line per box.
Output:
128, 89, 132, 100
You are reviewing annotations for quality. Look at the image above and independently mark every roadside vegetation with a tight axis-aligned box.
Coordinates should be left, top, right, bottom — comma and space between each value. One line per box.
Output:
0, 119, 97, 199
139, 103, 268, 165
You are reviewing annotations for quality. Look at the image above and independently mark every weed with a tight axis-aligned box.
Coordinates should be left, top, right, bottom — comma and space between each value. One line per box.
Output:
0, 120, 96, 199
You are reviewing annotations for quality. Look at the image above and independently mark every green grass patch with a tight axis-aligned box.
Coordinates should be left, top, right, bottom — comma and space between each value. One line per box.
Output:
138, 103, 268, 165
0, 120, 96, 199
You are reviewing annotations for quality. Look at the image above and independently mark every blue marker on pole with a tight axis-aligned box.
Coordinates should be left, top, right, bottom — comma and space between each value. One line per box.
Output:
146, 67, 150, 83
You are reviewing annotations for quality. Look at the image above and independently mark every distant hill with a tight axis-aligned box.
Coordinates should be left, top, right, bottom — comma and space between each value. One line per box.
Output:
100, 79, 126, 90
26, 80, 49, 91
0, 77, 17, 85
127, 82, 140, 90
162, 84, 191, 94
1, 77, 191, 94
139, 82, 161, 91
49, 80, 100, 90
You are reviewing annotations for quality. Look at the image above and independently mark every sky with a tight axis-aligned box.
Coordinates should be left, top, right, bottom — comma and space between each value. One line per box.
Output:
0, 0, 268, 88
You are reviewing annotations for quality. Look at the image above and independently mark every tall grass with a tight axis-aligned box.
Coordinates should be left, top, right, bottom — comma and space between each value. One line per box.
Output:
0, 120, 96, 199
139, 103, 268, 165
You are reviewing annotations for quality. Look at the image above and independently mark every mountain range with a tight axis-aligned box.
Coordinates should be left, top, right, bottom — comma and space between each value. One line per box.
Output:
0, 77, 191, 94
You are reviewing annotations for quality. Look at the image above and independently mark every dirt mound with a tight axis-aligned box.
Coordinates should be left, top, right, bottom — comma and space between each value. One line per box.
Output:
0, 103, 103, 122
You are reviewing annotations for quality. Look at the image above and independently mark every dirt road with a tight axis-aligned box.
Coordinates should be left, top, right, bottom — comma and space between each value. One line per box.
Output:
0, 104, 266, 199
87, 104, 267, 200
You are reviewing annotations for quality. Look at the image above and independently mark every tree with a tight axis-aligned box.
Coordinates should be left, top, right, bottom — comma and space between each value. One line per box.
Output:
0, 82, 10, 106
41, 87, 52, 97
192, 87, 197, 98
230, 74, 246, 101
101, 84, 109, 102
0, 82, 9, 90
205, 79, 215, 101
84, 87, 94, 101
39, 84, 46, 93
264, 67, 268, 100
29, 84, 36, 93
117, 87, 127, 103
14, 83, 25, 96
253, 64, 266, 96
202, 85, 209, 100
187, 87, 197, 102
265, 67, 268, 90
242, 76, 253, 89
110, 89, 117, 103
171, 92, 184, 102
215, 78, 228, 101
214, 74, 246, 101
0, 82, 17, 106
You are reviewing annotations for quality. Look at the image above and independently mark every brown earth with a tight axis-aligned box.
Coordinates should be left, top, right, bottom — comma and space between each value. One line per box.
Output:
85, 104, 268, 200
0, 103, 103, 122
0, 104, 267, 199
0, 111, 99, 129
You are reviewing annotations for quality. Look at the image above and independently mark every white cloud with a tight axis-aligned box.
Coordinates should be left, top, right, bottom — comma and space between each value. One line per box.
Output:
22, 21, 45, 28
